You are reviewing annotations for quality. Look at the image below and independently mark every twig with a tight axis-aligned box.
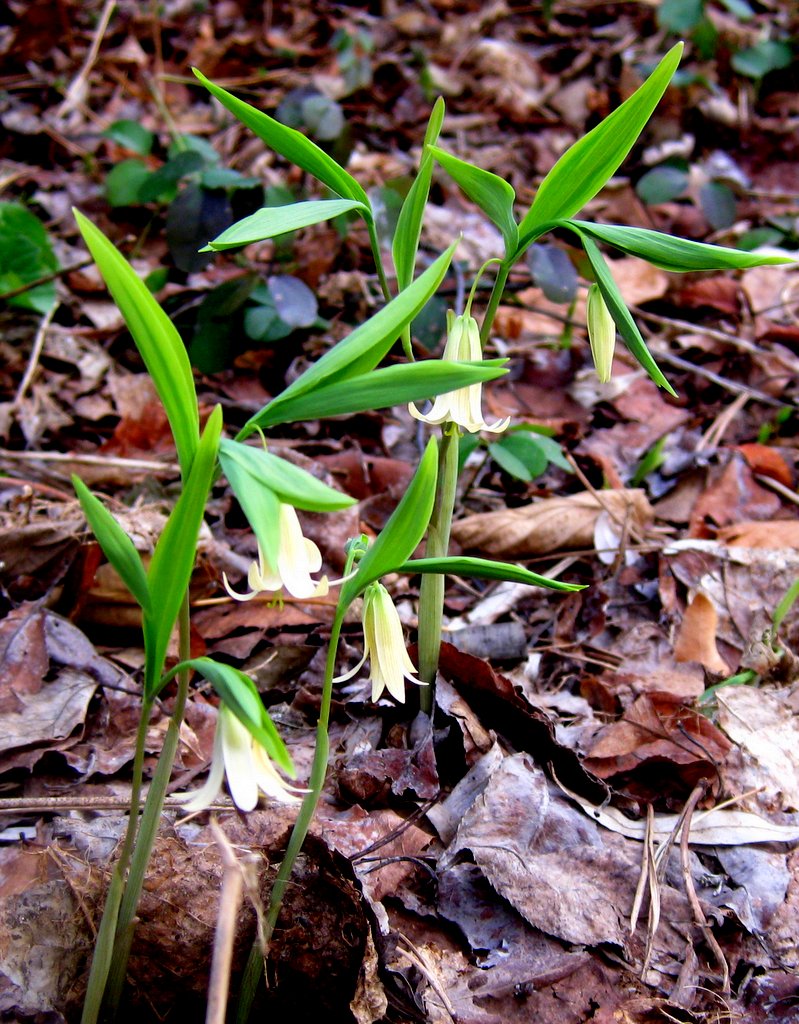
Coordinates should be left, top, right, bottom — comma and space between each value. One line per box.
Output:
564, 452, 647, 545
0, 448, 180, 476
697, 391, 750, 451
396, 933, 456, 1023
14, 304, 57, 404
679, 780, 730, 994
206, 821, 250, 1024
754, 473, 799, 507
56, 0, 116, 119
0, 260, 92, 304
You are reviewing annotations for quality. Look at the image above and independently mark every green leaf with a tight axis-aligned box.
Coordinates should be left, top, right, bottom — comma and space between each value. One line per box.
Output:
103, 120, 154, 156
399, 556, 584, 591
430, 146, 518, 256
569, 220, 794, 271
105, 159, 151, 207
219, 438, 355, 511
203, 199, 367, 251
144, 406, 222, 699
342, 439, 438, 604
176, 657, 294, 774
239, 240, 459, 436
489, 433, 550, 482
251, 358, 507, 428
635, 164, 689, 204
220, 455, 281, 573
393, 99, 445, 292
582, 236, 675, 395
732, 40, 793, 80
193, 69, 369, 206
74, 210, 199, 478
72, 476, 151, 612
137, 150, 205, 204
773, 579, 799, 634
657, 0, 705, 33
519, 44, 683, 237
0, 201, 60, 314
699, 180, 736, 231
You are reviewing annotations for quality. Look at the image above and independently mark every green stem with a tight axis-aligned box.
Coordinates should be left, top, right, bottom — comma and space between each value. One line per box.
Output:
417, 425, 459, 712
236, 604, 347, 1023
102, 593, 193, 1018
365, 217, 392, 303
80, 699, 155, 1024
479, 260, 511, 346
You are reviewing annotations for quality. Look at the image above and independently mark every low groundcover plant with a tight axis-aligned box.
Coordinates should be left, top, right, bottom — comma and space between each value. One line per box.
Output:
70, 40, 789, 1022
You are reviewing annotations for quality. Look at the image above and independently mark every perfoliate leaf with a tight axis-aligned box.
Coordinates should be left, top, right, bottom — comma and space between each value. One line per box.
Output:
72, 477, 151, 613
219, 438, 355, 511
238, 240, 459, 437
144, 406, 222, 699
569, 220, 793, 272
430, 146, 518, 256
203, 199, 367, 251
400, 556, 584, 591
519, 44, 683, 239
251, 358, 506, 428
193, 69, 369, 206
582, 236, 675, 395
74, 211, 199, 478
342, 439, 438, 603
176, 657, 294, 774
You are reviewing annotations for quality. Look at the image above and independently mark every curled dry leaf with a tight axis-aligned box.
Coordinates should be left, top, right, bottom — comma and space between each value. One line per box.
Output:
673, 590, 731, 674
452, 488, 654, 557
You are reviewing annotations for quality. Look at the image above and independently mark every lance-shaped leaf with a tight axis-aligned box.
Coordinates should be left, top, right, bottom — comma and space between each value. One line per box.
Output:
219, 436, 355, 570
393, 99, 445, 292
519, 44, 683, 238
144, 406, 222, 700
237, 240, 459, 437
582, 236, 675, 395
170, 657, 294, 774
221, 456, 281, 574
568, 219, 795, 272
203, 199, 367, 251
430, 146, 518, 256
399, 556, 584, 591
72, 477, 151, 613
74, 211, 199, 479
251, 358, 507, 429
342, 439, 438, 605
193, 69, 369, 207
219, 439, 355, 510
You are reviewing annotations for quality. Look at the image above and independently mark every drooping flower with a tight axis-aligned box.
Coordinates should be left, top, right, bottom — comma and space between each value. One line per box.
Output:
335, 581, 423, 703
178, 701, 302, 812
223, 502, 328, 600
408, 310, 510, 434
586, 283, 616, 383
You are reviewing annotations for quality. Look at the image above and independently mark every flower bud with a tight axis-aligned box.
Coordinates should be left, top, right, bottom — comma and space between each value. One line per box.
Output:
586, 284, 616, 383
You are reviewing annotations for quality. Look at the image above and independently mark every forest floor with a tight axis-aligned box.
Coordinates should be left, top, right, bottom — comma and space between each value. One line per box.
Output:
2, 1, 799, 1022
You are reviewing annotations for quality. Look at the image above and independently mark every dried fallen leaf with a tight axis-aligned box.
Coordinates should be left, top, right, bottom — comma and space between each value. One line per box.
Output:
557, 777, 799, 845
452, 489, 653, 557
717, 519, 799, 549
674, 591, 731, 674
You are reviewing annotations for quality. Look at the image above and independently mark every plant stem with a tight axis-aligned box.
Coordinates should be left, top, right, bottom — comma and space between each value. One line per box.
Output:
235, 604, 347, 1023
417, 424, 459, 713
479, 260, 511, 346
365, 217, 392, 303
80, 700, 155, 1024
102, 592, 193, 1018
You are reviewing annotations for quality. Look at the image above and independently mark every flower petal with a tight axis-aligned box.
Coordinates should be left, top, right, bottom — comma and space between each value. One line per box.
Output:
220, 708, 259, 811
177, 719, 226, 812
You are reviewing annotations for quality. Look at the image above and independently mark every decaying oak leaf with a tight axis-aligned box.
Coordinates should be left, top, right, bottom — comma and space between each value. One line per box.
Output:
673, 590, 730, 674
451, 489, 653, 557
717, 519, 799, 549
